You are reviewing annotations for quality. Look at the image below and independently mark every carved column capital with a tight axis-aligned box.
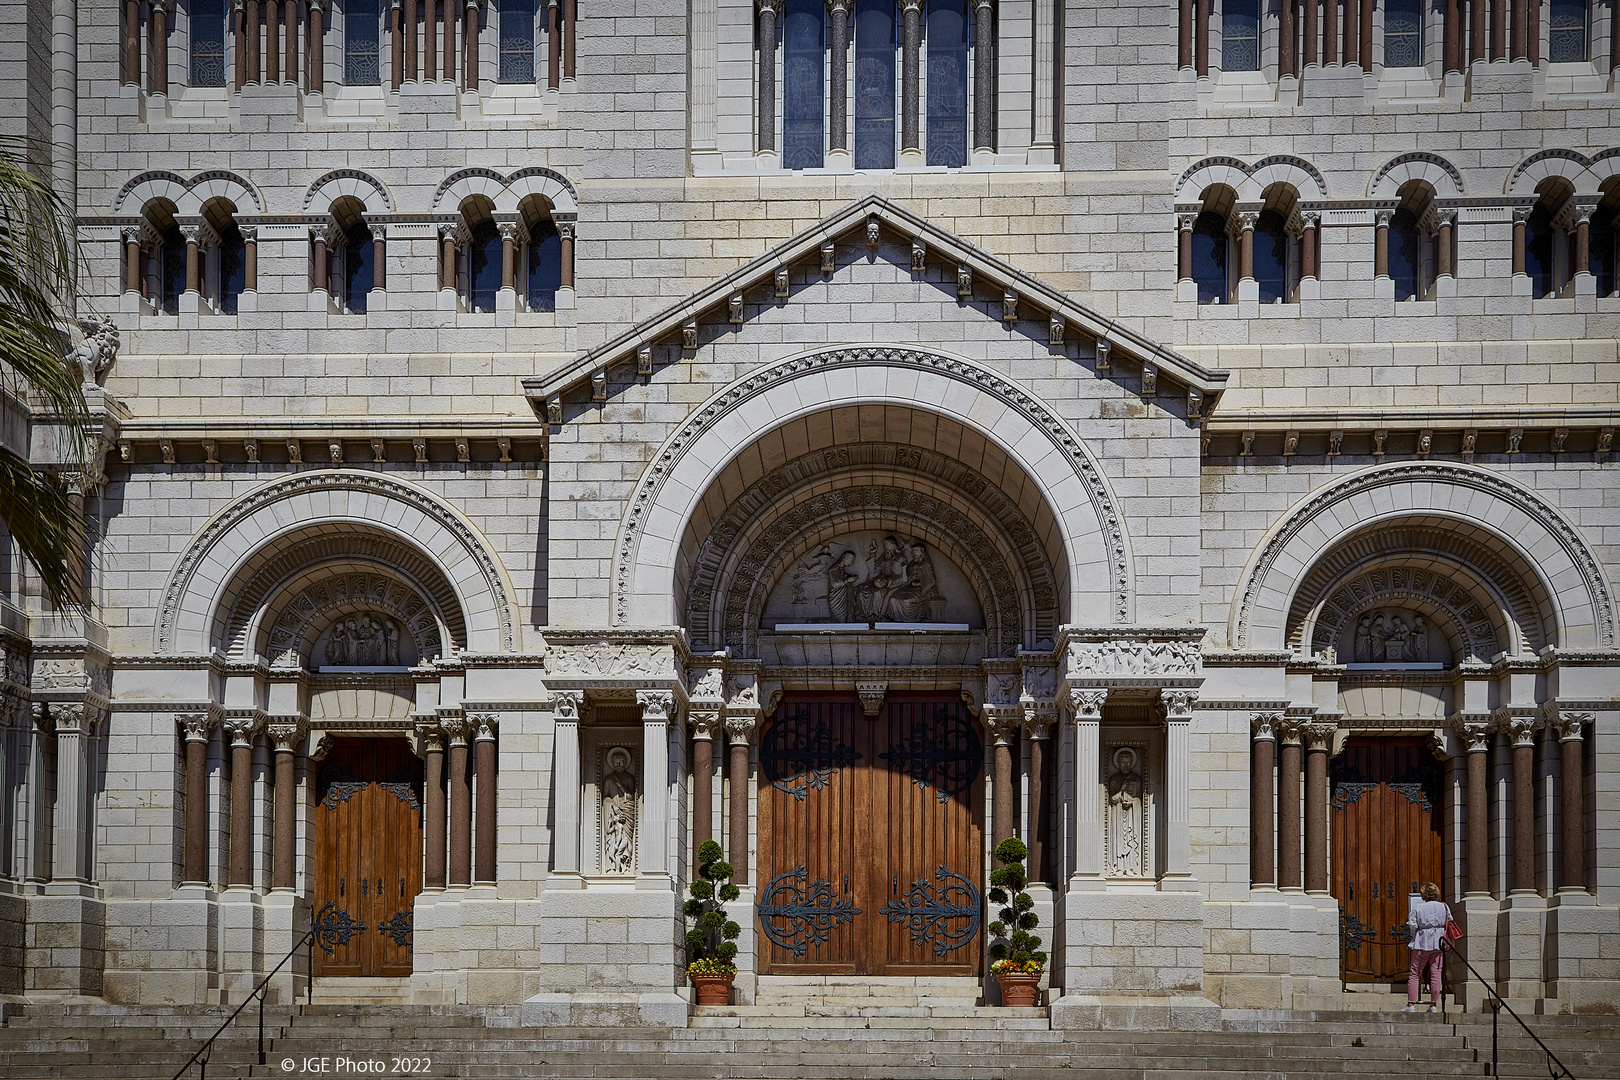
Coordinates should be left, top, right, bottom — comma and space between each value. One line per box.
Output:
1375, 209, 1393, 228
1494, 707, 1541, 747
1449, 712, 1494, 752
221, 712, 263, 748
1235, 210, 1260, 233
723, 714, 757, 746
1512, 206, 1532, 226
178, 708, 220, 743
1068, 687, 1108, 720
1159, 688, 1198, 721
687, 707, 721, 740
552, 691, 583, 722
1300, 209, 1321, 229
855, 680, 886, 718
471, 712, 499, 741
1251, 710, 1284, 741
1020, 702, 1056, 741
1277, 716, 1307, 746
636, 689, 675, 724
1177, 212, 1197, 232
440, 714, 472, 746
266, 716, 308, 753
983, 705, 1021, 745
1545, 705, 1592, 743
1301, 719, 1337, 751
415, 718, 445, 753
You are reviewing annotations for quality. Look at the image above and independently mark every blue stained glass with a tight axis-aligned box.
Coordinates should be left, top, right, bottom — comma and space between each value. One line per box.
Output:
1390, 209, 1422, 301
1255, 209, 1288, 303
346, 0, 382, 85
783, 0, 825, 170
1593, 210, 1617, 297
161, 226, 185, 315
470, 221, 501, 313
1549, 0, 1587, 62
217, 227, 245, 315
926, 0, 967, 168
527, 219, 561, 311
501, 0, 537, 83
190, 0, 227, 86
854, 0, 895, 170
1384, 0, 1423, 67
1191, 211, 1228, 304
343, 224, 373, 314
1524, 204, 1555, 299
1222, 0, 1259, 72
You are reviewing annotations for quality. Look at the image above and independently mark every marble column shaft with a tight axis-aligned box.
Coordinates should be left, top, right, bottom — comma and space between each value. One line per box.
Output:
1557, 716, 1587, 891
227, 723, 256, 887
1277, 726, 1303, 889
829, 0, 849, 153
474, 717, 497, 883
637, 691, 672, 877
447, 722, 472, 886
272, 740, 296, 890
183, 719, 211, 883
1069, 689, 1105, 881
552, 696, 582, 874
1251, 717, 1277, 887
972, 0, 993, 152
901, 0, 921, 155
422, 729, 447, 888
727, 718, 754, 884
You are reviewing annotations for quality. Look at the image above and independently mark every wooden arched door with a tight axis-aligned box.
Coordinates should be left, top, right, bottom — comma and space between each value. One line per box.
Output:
756, 692, 984, 976
1330, 736, 1443, 983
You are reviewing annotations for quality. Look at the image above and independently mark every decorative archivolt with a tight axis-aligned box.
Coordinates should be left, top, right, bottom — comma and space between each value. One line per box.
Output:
432, 166, 579, 215
1506, 147, 1620, 195
157, 471, 517, 656
1369, 153, 1466, 199
303, 169, 394, 214
263, 571, 449, 669
1307, 566, 1502, 663
1235, 462, 1614, 652
1175, 154, 1329, 203
113, 169, 264, 215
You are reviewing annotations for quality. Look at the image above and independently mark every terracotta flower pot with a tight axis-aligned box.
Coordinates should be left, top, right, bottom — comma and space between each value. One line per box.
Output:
691, 972, 735, 1006
996, 970, 1042, 1008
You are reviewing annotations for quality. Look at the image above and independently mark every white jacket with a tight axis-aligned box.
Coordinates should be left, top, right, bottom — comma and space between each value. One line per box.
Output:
1407, 899, 1451, 952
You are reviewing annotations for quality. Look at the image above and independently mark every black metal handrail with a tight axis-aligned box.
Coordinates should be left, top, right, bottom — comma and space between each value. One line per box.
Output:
172, 927, 315, 1080
1441, 938, 1576, 1079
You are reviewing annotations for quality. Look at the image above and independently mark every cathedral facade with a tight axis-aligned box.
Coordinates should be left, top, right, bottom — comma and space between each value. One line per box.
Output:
1, 0, 1617, 1024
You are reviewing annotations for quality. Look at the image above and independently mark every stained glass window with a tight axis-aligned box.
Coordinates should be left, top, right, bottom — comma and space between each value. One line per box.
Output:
160, 226, 186, 315
1524, 204, 1555, 299
926, 0, 968, 167
1255, 209, 1289, 303
527, 219, 561, 311
346, 0, 382, 85
342, 224, 373, 313
1548, 0, 1588, 62
1594, 204, 1618, 297
501, 0, 537, 83
217, 224, 245, 315
469, 221, 501, 312
783, 0, 825, 170
190, 0, 227, 87
854, 0, 896, 170
1384, 0, 1423, 67
1222, 0, 1259, 72
1390, 209, 1423, 300
1192, 211, 1228, 304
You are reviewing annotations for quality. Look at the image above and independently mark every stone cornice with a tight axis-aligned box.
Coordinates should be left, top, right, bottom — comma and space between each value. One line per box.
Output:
114, 420, 544, 469
1205, 407, 1615, 461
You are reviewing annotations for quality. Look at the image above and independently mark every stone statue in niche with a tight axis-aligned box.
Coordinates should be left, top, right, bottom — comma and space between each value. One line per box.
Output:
600, 747, 637, 875
1353, 612, 1430, 663
1106, 746, 1146, 877
324, 614, 402, 666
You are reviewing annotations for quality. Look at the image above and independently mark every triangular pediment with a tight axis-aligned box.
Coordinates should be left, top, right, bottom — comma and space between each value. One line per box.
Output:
522, 195, 1227, 416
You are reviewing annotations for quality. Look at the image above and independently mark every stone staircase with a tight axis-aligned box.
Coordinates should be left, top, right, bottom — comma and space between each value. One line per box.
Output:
3, 997, 1618, 1080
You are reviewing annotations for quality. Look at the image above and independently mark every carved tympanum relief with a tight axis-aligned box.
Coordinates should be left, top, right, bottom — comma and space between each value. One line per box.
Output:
765, 531, 981, 626
599, 746, 638, 875
1349, 611, 1437, 664
1307, 568, 1490, 665
1105, 745, 1150, 878
320, 614, 405, 667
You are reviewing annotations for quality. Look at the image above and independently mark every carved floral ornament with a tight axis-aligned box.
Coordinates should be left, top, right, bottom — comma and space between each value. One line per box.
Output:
614, 346, 1133, 629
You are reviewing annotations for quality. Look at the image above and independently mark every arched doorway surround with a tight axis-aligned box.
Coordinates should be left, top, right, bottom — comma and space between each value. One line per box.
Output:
613, 345, 1132, 630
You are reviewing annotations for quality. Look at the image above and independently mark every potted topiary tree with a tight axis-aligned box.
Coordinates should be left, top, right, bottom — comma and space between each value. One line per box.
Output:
684, 839, 742, 1005
988, 836, 1046, 1007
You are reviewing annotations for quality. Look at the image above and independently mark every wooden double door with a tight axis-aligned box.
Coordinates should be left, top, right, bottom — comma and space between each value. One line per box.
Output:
312, 738, 424, 977
1330, 736, 1444, 982
757, 693, 984, 976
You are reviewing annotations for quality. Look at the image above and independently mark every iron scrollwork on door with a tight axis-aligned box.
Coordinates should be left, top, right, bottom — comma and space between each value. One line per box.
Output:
314, 900, 366, 953
1339, 911, 1376, 955
319, 763, 368, 809
879, 707, 982, 803
879, 864, 982, 956
1389, 759, 1438, 812
757, 865, 861, 955
761, 710, 862, 801
378, 909, 414, 948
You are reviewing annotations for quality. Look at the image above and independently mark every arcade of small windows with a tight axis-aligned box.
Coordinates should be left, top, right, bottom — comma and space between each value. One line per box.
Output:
442, 197, 572, 314
1182, 0, 1606, 77
1180, 184, 1307, 306
125, 197, 253, 316
759, 0, 994, 170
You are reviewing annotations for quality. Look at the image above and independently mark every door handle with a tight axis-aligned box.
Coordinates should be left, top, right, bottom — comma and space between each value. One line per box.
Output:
843, 874, 849, 894
893, 874, 898, 895
401, 878, 407, 898
1371, 881, 1378, 899
362, 878, 369, 895
378, 878, 384, 896
340, 877, 346, 897
1348, 881, 1354, 901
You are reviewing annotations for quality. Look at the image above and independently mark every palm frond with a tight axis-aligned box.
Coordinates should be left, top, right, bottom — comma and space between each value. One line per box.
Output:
0, 447, 86, 611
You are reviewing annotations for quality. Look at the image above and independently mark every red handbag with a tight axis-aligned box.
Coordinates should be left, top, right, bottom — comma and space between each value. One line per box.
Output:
1445, 917, 1463, 942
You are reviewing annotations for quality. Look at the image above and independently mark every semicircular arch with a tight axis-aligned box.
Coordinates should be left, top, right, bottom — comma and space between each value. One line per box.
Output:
304, 169, 393, 214
1369, 153, 1466, 199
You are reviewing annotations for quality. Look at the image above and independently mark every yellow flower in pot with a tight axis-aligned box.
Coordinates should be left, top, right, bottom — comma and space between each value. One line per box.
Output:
684, 840, 742, 1006
988, 837, 1045, 1008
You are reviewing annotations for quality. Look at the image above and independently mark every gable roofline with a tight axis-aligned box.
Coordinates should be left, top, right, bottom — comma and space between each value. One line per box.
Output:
522, 194, 1228, 410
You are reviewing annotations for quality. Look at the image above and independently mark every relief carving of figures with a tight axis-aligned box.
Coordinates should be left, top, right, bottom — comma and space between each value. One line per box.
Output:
1352, 612, 1430, 663
600, 746, 637, 875
325, 614, 402, 666
1070, 639, 1199, 675
789, 535, 945, 622
1106, 746, 1147, 877
550, 643, 669, 677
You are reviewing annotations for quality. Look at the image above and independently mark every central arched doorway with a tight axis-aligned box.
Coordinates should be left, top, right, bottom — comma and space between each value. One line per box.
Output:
756, 691, 984, 976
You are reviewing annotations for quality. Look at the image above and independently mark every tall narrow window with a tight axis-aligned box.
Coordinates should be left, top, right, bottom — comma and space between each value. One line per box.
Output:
346, 0, 383, 85
1524, 204, 1556, 299
926, 0, 968, 167
469, 220, 501, 312
217, 223, 246, 314
160, 226, 186, 315
1191, 211, 1229, 304
190, 0, 227, 86
854, 0, 896, 169
340, 223, 374, 313
782, 0, 825, 170
1389, 209, 1426, 300
1222, 0, 1259, 71
501, 0, 537, 82
1254, 210, 1289, 303
1548, 0, 1588, 61
1594, 201, 1618, 297
1384, 0, 1423, 66
526, 218, 561, 311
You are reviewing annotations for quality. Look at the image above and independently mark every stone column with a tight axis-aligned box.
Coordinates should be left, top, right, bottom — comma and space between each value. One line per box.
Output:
371, 228, 386, 291
285, 0, 298, 82
900, 0, 922, 162
1445, 0, 1461, 71
1374, 210, 1391, 281
829, 0, 850, 155
1304, 0, 1318, 68
1194, 0, 1208, 75
1068, 688, 1106, 883
637, 691, 673, 879
464, 0, 479, 91
1250, 712, 1280, 888
1237, 211, 1257, 284
268, 720, 304, 892
1550, 711, 1589, 892
418, 721, 447, 888
1162, 690, 1196, 880
1504, 713, 1539, 894
311, 228, 328, 295
1471, 0, 1485, 63
45, 705, 98, 883
1303, 720, 1334, 894
1454, 717, 1492, 896
499, 222, 516, 292
725, 715, 756, 884
1512, 207, 1528, 279
1344, 0, 1359, 65
234, 0, 247, 89
444, 716, 472, 886
242, 227, 259, 292
267, 0, 281, 82
1491, 0, 1504, 59
439, 225, 458, 293
123, 229, 142, 297
424, 0, 437, 78
389, 0, 404, 88
151, 0, 170, 95
689, 708, 719, 851
972, 0, 994, 154
308, 1, 325, 93
124, 0, 141, 85
1179, 0, 1192, 67
1022, 707, 1054, 885
442, 0, 456, 82
1511, 0, 1527, 60
1574, 207, 1591, 281
1177, 214, 1194, 282
1323, 0, 1337, 64
1280, 0, 1297, 76
182, 224, 201, 297
557, 219, 575, 298
246, 0, 260, 83
223, 715, 261, 888
473, 714, 497, 884
181, 712, 215, 884
986, 707, 1018, 847
1030, 0, 1056, 162
1359, 0, 1372, 68
1277, 720, 1303, 890
1301, 211, 1319, 283
563, 0, 575, 79
551, 693, 582, 876
406, 0, 418, 79
1437, 211, 1455, 280
756, 0, 779, 156
548, 0, 561, 89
